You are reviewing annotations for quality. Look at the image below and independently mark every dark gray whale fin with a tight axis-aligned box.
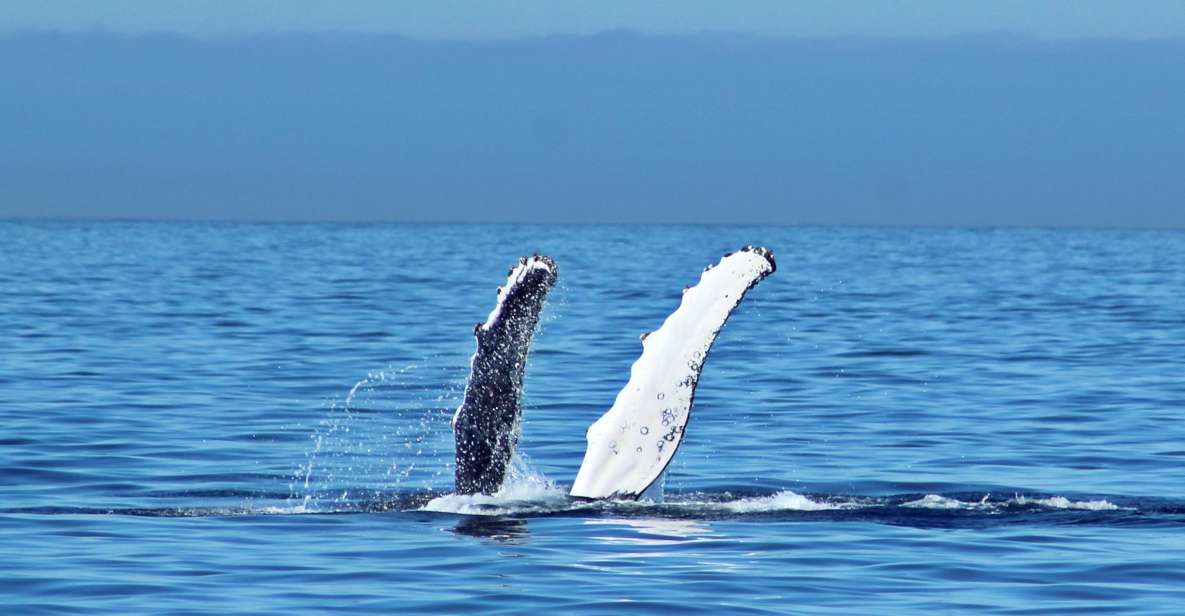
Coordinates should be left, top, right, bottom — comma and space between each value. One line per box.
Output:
452, 255, 557, 495
570, 247, 776, 500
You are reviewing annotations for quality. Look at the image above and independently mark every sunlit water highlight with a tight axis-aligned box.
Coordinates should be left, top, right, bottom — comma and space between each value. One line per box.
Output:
2, 222, 1184, 614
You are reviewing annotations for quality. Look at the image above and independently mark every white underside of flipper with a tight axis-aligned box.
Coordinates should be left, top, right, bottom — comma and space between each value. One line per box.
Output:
569, 247, 775, 500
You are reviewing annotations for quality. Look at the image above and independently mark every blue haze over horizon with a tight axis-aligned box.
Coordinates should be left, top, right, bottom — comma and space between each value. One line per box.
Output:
5, 1, 1185, 40
2, 3, 1184, 227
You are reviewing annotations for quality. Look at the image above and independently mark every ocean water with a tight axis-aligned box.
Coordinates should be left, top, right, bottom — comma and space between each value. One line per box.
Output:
2, 222, 1183, 614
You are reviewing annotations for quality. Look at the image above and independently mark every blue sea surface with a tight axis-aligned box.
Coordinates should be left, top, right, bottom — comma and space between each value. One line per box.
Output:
2, 222, 1183, 614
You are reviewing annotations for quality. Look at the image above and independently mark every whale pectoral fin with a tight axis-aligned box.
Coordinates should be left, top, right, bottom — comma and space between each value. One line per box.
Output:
453, 255, 557, 495
569, 247, 776, 500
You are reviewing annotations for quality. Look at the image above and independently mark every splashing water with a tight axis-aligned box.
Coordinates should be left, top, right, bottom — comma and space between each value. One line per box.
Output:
422, 453, 569, 515
291, 363, 460, 511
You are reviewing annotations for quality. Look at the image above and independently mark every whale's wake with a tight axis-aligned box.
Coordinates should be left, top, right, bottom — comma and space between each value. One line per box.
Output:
8, 487, 1168, 530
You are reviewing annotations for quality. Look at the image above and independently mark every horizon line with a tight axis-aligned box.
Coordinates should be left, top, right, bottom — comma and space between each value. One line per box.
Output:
3, 216, 1181, 234
4, 27, 1185, 45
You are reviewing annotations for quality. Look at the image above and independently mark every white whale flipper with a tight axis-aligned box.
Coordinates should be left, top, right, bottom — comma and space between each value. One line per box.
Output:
569, 247, 776, 500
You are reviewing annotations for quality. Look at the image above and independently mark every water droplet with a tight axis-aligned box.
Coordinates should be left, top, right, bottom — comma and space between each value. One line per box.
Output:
640, 426, 649, 435
635, 447, 643, 453
657, 392, 665, 400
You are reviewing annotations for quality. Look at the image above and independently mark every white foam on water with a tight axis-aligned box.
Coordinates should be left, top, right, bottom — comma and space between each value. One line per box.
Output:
421, 457, 571, 515
415, 486, 1124, 517
901, 493, 1121, 512
421, 486, 570, 516
901, 494, 991, 510
258, 502, 314, 515
708, 490, 851, 513
1009, 495, 1120, 511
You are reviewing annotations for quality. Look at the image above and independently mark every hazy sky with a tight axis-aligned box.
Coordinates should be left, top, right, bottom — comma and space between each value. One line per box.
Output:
2, 4, 1184, 227
4, 0, 1185, 40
